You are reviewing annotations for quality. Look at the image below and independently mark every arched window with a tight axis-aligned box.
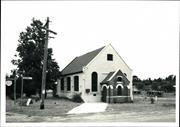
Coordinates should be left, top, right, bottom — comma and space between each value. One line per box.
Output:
61, 78, 64, 90
117, 76, 122, 82
67, 77, 71, 91
74, 76, 79, 91
117, 86, 122, 95
91, 72, 98, 92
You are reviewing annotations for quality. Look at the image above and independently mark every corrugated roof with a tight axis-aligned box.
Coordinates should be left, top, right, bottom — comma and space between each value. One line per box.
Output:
61, 46, 105, 76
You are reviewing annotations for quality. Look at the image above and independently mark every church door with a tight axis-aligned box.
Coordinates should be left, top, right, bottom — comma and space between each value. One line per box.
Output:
102, 86, 107, 102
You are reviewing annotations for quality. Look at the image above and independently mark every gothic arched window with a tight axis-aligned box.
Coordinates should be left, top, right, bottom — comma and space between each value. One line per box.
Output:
91, 72, 98, 92
74, 76, 79, 91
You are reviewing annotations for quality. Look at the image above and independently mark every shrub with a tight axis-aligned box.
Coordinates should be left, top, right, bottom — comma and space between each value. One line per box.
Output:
72, 94, 84, 103
54, 94, 60, 98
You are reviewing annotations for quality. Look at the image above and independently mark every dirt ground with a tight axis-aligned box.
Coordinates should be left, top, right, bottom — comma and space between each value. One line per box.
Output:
6, 96, 176, 122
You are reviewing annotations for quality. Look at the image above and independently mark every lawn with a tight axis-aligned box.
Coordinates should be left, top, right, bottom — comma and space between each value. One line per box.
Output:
6, 97, 81, 117
107, 95, 175, 113
104, 95, 176, 122
6, 95, 176, 122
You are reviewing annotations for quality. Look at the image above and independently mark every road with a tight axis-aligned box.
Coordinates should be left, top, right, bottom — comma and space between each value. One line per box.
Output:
6, 109, 175, 122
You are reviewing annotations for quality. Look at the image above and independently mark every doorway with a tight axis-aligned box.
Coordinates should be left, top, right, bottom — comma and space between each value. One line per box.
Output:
101, 86, 107, 102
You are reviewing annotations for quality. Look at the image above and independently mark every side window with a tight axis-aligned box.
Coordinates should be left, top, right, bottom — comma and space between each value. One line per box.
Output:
74, 76, 79, 91
107, 54, 113, 61
61, 78, 64, 90
67, 77, 71, 91
91, 72, 98, 92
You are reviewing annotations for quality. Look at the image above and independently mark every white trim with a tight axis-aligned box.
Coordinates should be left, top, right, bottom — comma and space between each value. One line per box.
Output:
127, 85, 130, 89
116, 84, 124, 89
109, 44, 132, 71
108, 68, 119, 81
117, 75, 123, 83
101, 84, 108, 90
109, 85, 113, 89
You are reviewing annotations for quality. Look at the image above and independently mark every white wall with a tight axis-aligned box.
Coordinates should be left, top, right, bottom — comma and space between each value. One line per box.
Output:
83, 44, 133, 102
57, 73, 84, 99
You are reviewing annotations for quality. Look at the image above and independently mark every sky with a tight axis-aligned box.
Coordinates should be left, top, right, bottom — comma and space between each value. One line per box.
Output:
1, 1, 179, 80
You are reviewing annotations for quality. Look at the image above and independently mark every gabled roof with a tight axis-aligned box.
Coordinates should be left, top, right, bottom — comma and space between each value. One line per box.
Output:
101, 69, 130, 85
61, 46, 105, 76
101, 72, 115, 84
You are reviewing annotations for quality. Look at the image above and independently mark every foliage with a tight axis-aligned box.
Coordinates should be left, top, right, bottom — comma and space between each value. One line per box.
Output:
72, 94, 84, 103
11, 18, 60, 97
133, 75, 176, 92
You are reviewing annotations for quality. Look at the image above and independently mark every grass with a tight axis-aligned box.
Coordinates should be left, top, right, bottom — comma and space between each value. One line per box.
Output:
105, 95, 176, 122
6, 95, 176, 122
6, 97, 82, 116
107, 95, 175, 111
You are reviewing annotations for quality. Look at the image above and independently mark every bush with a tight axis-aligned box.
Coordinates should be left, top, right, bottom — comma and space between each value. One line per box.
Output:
54, 94, 60, 98
72, 94, 84, 103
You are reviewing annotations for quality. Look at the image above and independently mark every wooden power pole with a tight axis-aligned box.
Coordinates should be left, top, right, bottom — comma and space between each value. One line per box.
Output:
40, 17, 49, 109
40, 17, 57, 109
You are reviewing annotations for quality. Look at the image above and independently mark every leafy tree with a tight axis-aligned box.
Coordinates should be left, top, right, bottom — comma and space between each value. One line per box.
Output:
132, 75, 176, 92
136, 82, 144, 90
133, 75, 144, 90
11, 18, 60, 97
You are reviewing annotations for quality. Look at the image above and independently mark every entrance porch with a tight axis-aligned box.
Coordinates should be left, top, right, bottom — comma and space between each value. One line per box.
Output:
100, 69, 131, 103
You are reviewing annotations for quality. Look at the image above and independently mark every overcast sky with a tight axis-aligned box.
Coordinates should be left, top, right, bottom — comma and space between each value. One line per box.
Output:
1, 1, 179, 80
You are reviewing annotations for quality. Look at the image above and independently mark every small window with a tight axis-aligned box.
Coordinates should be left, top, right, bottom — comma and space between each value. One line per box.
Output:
124, 73, 127, 77
117, 76, 122, 82
107, 54, 113, 61
61, 78, 64, 90
67, 77, 71, 91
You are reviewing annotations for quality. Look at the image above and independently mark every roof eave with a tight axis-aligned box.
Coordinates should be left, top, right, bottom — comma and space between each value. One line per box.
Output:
61, 71, 83, 77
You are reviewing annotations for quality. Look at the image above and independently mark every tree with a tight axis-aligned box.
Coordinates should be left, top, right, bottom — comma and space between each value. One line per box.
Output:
163, 75, 176, 92
133, 75, 144, 90
11, 18, 60, 97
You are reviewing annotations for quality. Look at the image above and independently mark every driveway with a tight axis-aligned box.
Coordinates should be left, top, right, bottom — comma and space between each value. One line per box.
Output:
67, 103, 108, 114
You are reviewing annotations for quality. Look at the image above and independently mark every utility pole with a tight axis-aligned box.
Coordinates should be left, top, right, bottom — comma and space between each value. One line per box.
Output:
21, 74, 23, 109
40, 17, 49, 109
40, 17, 57, 110
20, 71, 25, 110
14, 70, 17, 104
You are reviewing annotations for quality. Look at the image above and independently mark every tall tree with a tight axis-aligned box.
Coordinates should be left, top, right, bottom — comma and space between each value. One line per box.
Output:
11, 18, 60, 97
